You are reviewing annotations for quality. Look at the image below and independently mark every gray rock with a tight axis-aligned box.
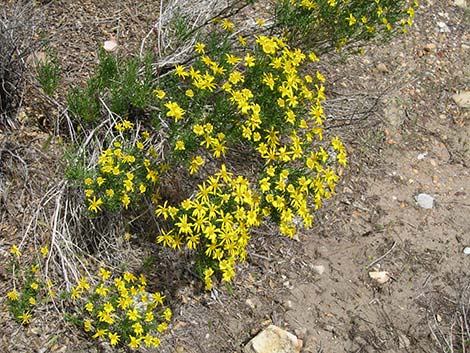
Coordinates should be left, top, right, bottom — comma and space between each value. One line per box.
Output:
244, 325, 303, 353
454, 0, 468, 8
415, 193, 434, 209
437, 21, 451, 33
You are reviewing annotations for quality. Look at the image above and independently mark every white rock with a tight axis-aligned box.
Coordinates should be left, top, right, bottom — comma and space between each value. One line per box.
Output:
463, 247, 470, 255
103, 39, 118, 52
415, 193, 434, 209
312, 265, 325, 276
417, 152, 427, 160
452, 92, 470, 108
244, 325, 303, 353
369, 271, 391, 284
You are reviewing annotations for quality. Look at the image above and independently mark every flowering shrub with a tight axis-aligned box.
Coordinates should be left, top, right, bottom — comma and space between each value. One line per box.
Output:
6, 244, 171, 350
82, 23, 347, 289
68, 269, 171, 349
6, 245, 53, 326
273, 0, 419, 52
83, 122, 161, 214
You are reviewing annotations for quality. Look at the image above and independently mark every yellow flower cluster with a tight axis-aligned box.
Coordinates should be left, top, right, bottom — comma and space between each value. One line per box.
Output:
70, 268, 171, 349
290, 0, 419, 47
85, 121, 160, 213
148, 30, 348, 288
6, 245, 55, 325
156, 165, 261, 288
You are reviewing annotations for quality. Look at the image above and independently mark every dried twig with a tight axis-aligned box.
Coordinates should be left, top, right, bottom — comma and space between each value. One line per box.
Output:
366, 241, 397, 269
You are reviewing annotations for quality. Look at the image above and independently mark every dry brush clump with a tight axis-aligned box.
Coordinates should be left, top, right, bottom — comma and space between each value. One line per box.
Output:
0, 2, 41, 129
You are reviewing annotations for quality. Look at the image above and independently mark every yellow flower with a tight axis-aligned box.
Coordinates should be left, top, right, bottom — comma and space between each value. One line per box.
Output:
127, 307, 141, 321
176, 214, 192, 234
129, 335, 140, 349
92, 329, 107, 339
132, 322, 144, 335
98, 267, 111, 281
122, 120, 133, 129
106, 189, 115, 198
96, 176, 105, 186
84, 319, 92, 332
262, 72, 275, 90
143, 334, 154, 347
10, 244, 21, 257
18, 311, 32, 325
237, 35, 247, 46
157, 322, 168, 333
123, 271, 137, 282
226, 54, 242, 65
85, 302, 94, 312
163, 308, 172, 321
189, 156, 204, 174
115, 295, 130, 311
121, 194, 131, 209
165, 101, 186, 122
244, 53, 255, 67
185, 89, 194, 98
70, 286, 81, 300
95, 284, 109, 297
151, 291, 165, 306
175, 140, 185, 151
84, 177, 93, 186
154, 89, 166, 99
28, 297, 36, 305
142, 130, 150, 141
255, 35, 278, 55
40, 246, 48, 258
194, 42, 205, 54
347, 13, 357, 26
87, 196, 103, 212
221, 19, 234, 32
103, 302, 115, 313
108, 332, 120, 346
308, 52, 319, 62
30, 282, 39, 291
145, 311, 154, 322
229, 71, 244, 85
6, 290, 19, 301
175, 64, 189, 78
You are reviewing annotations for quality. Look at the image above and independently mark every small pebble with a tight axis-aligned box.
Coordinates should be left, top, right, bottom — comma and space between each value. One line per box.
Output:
377, 63, 388, 73
312, 265, 325, 275
424, 43, 436, 52
463, 247, 470, 255
283, 300, 293, 310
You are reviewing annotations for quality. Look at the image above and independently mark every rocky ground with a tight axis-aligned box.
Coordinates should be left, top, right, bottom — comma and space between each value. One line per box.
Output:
0, 0, 469, 352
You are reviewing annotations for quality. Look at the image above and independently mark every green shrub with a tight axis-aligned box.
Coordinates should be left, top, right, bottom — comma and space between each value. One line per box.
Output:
67, 51, 154, 126
36, 52, 60, 96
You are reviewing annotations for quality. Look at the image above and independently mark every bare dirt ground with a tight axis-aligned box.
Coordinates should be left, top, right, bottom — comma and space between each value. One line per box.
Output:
0, 0, 469, 352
